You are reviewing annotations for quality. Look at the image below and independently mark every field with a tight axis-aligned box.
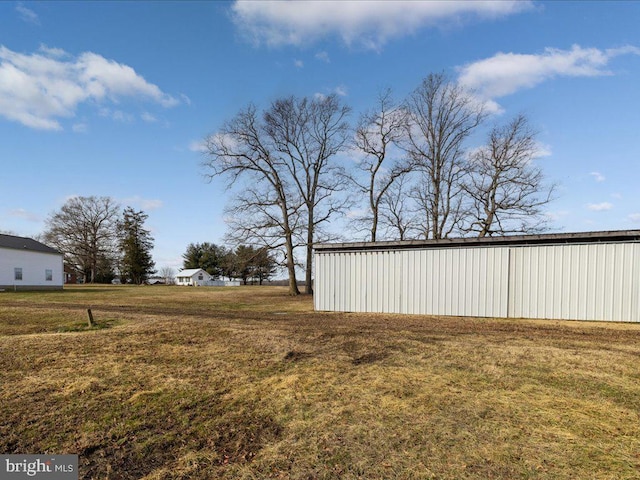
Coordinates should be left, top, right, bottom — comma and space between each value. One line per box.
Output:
1, 285, 640, 479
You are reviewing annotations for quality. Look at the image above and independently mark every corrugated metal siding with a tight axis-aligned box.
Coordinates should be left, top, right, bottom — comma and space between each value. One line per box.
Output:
314, 242, 640, 322
315, 247, 509, 317
509, 243, 640, 322
400, 247, 509, 316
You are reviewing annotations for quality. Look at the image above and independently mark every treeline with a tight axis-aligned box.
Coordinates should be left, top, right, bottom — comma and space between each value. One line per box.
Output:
181, 242, 277, 285
40, 196, 278, 286
43, 196, 155, 284
202, 72, 556, 295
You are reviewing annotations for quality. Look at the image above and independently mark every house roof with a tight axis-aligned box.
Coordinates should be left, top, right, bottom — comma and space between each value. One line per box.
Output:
314, 229, 640, 253
176, 268, 209, 277
0, 234, 61, 255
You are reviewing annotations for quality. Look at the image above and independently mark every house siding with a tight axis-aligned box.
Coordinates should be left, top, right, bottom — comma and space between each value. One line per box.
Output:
0, 247, 64, 290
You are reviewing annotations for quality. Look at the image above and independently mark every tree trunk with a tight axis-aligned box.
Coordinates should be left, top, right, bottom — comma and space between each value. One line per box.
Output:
286, 253, 299, 295
305, 209, 314, 294
371, 215, 378, 242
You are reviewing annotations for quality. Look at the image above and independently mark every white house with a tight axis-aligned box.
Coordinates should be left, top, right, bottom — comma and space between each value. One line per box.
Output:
0, 234, 64, 291
175, 268, 241, 287
175, 268, 212, 286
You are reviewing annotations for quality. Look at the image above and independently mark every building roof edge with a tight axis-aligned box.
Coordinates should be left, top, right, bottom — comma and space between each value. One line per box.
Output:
314, 230, 640, 252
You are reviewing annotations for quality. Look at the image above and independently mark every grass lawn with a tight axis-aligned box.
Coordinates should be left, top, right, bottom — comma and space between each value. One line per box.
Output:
1, 285, 639, 479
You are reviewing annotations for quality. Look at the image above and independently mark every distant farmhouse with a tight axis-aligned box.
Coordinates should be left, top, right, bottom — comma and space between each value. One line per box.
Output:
175, 268, 240, 287
0, 234, 64, 291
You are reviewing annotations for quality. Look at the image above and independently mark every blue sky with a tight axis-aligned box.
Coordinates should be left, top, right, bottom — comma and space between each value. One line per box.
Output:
1, 1, 639, 271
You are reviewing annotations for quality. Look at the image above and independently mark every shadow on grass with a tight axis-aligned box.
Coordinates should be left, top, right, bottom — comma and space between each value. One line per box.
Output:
56, 319, 120, 333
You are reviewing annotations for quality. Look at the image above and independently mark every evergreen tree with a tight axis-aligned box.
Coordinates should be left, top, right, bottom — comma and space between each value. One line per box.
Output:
234, 245, 278, 285
119, 207, 155, 284
234, 245, 255, 285
182, 242, 228, 278
94, 253, 117, 284
252, 247, 278, 285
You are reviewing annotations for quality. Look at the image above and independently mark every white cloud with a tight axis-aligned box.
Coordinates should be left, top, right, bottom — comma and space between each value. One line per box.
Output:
533, 142, 552, 159
72, 122, 88, 133
141, 112, 158, 123
121, 196, 164, 211
38, 44, 66, 58
628, 213, 640, 223
77, 52, 178, 107
315, 85, 349, 100
346, 208, 368, 219
0, 45, 180, 130
546, 210, 570, 222
112, 110, 134, 123
334, 85, 348, 97
480, 98, 504, 115
99, 108, 134, 123
231, 0, 531, 50
199, 132, 241, 157
589, 171, 606, 182
315, 51, 330, 63
587, 202, 613, 212
16, 3, 39, 25
142, 199, 163, 210
294, 59, 304, 68
188, 139, 208, 153
8, 208, 40, 222
457, 44, 640, 103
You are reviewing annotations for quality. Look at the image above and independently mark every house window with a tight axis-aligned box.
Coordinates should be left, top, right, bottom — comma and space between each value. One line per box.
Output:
14, 268, 22, 281
46, 269, 53, 281
198, 274, 203, 280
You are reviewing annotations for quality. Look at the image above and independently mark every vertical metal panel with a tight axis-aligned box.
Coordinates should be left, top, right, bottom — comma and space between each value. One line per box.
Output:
316, 246, 510, 317
509, 243, 640, 322
315, 242, 640, 321
313, 252, 322, 310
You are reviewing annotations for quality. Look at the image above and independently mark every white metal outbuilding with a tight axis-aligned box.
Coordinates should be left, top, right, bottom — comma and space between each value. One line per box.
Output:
313, 230, 640, 322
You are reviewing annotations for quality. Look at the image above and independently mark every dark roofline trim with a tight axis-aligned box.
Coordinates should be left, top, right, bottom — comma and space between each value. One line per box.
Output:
314, 230, 640, 253
0, 233, 62, 255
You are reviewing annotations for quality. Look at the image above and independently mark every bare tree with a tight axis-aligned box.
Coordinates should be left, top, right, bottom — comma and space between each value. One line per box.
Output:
350, 88, 412, 241
262, 94, 351, 294
158, 266, 176, 285
378, 173, 420, 240
222, 184, 305, 288
43, 196, 120, 283
203, 104, 302, 295
463, 114, 555, 237
404, 73, 486, 239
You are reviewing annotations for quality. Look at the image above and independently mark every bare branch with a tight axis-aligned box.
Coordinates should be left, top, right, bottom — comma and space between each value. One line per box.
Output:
43, 196, 121, 283
403, 73, 486, 239
349, 88, 413, 241
462, 114, 556, 237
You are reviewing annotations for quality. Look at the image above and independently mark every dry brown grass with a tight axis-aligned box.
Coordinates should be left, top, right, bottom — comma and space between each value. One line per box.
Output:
1, 285, 640, 479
